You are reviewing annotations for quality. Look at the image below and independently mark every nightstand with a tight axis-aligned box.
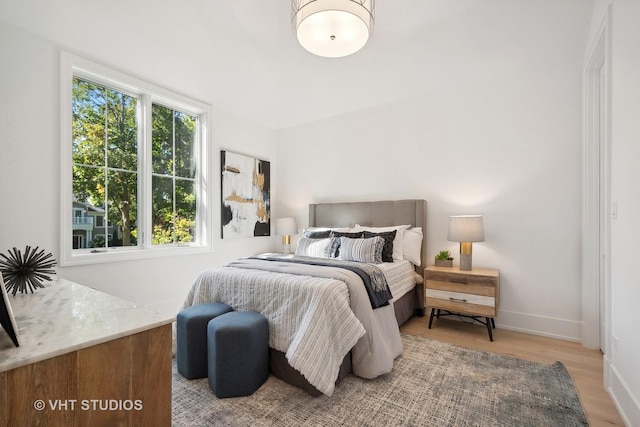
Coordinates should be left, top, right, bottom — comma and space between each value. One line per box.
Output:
424, 265, 500, 341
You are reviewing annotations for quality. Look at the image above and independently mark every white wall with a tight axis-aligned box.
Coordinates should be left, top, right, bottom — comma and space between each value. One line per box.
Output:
0, 21, 279, 316
276, 17, 586, 341
587, 1, 640, 425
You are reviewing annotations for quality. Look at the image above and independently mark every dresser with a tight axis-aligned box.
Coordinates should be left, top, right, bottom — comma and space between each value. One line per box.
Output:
0, 279, 174, 426
424, 265, 500, 341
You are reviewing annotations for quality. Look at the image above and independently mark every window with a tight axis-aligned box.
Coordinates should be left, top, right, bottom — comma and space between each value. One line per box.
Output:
151, 105, 198, 245
61, 52, 211, 266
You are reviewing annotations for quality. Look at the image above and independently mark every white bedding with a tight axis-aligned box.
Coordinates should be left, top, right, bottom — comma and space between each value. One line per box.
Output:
182, 256, 404, 396
377, 259, 417, 302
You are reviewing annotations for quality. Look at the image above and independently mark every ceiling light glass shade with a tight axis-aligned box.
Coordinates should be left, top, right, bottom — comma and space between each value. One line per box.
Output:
292, 0, 375, 58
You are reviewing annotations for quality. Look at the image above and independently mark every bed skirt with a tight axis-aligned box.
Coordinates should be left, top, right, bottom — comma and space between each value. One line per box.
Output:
268, 283, 423, 396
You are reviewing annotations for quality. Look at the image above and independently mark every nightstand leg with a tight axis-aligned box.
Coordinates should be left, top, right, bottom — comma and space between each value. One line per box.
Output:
428, 308, 436, 329
486, 317, 494, 341
491, 318, 495, 329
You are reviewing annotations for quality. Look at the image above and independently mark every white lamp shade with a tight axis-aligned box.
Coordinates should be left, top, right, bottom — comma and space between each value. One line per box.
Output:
275, 217, 298, 236
292, 0, 375, 58
447, 215, 485, 242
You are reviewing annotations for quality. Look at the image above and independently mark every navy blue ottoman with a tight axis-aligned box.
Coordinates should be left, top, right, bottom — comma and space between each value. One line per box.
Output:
207, 311, 269, 398
177, 302, 233, 379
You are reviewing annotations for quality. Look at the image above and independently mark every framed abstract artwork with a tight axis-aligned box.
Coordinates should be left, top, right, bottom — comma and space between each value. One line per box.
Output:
220, 150, 271, 238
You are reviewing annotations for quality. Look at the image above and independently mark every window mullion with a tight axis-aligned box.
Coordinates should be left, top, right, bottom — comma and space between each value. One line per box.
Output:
140, 94, 153, 249
172, 112, 177, 244
196, 114, 207, 245
103, 88, 110, 250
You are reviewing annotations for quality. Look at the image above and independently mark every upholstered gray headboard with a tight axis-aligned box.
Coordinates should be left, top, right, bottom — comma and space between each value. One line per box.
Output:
309, 199, 427, 272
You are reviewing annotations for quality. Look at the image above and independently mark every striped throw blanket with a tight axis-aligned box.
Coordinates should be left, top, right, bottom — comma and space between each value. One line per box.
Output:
183, 263, 367, 396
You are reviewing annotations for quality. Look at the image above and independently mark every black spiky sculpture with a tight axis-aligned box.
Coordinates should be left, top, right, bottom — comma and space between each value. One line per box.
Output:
0, 246, 56, 295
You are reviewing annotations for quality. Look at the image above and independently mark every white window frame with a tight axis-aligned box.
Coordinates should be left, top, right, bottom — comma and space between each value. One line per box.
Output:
60, 51, 212, 266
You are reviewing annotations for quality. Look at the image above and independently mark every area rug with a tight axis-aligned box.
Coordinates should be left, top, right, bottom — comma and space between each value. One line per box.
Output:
172, 333, 589, 426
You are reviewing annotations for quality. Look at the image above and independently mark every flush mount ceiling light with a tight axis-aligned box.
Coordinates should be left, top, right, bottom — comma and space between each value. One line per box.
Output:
291, 0, 375, 58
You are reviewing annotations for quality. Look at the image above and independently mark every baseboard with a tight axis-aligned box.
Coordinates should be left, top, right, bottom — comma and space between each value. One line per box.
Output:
606, 358, 640, 427
495, 309, 581, 342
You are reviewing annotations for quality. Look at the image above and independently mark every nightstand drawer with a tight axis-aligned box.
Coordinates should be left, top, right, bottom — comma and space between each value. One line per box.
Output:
425, 289, 495, 307
425, 294, 496, 317
425, 279, 495, 298
425, 271, 497, 287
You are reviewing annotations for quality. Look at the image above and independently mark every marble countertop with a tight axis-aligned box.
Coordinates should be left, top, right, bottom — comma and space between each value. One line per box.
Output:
0, 278, 175, 372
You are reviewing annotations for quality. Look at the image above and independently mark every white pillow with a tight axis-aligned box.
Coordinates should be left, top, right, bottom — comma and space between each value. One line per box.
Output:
294, 237, 332, 258
402, 227, 423, 266
353, 224, 410, 261
338, 236, 384, 264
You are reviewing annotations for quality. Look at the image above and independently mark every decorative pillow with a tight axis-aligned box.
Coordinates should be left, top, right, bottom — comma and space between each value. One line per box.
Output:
328, 231, 364, 257
303, 227, 352, 239
362, 230, 396, 263
329, 231, 364, 238
338, 236, 384, 264
294, 237, 332, 258
304, 230, 331, 239
353, 225, 410, 260
402, 227, 423, 266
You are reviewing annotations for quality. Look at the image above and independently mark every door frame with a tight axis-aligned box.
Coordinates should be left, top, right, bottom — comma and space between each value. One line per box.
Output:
581, 9, 611, 353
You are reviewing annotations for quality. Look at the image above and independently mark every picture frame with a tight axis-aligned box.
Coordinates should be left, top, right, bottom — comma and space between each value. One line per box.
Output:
0, 273, 20, 347
220, 150, 271, 239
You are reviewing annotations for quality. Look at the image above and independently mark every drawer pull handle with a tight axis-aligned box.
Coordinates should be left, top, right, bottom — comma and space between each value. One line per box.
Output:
449, 297, 467, 303
449, 278, 468, 284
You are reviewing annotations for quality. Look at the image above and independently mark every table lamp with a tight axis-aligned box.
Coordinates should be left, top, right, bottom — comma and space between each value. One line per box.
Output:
447, 215, 485, 271
275, 217, 298, 254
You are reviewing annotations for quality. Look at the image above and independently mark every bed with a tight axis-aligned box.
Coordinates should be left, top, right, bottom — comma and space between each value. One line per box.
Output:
183, 199, 427, 396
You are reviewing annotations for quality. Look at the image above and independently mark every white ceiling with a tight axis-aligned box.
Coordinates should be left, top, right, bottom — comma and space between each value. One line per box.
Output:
0, 0, 593, 129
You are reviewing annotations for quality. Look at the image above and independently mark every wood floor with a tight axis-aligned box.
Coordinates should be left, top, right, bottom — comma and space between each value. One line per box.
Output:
401, 315, 625, 426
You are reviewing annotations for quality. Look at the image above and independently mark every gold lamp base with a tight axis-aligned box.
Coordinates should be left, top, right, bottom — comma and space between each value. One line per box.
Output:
282, 235, 292, 254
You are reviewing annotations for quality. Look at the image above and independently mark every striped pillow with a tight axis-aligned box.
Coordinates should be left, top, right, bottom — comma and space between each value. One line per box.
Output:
295, 237, 332, 258
328, 231, 365, 258
363, 230, 397, 263
338, 236, 384, 264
